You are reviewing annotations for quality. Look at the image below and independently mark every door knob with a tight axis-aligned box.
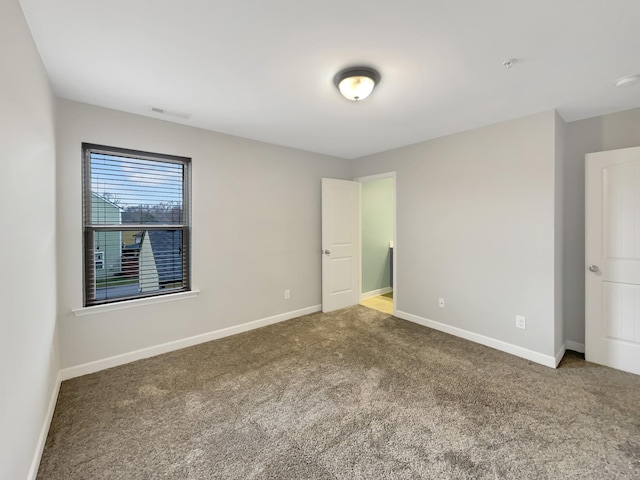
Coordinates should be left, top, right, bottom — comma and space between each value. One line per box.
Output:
324, 250, 331, 255
588, 264, 599, 273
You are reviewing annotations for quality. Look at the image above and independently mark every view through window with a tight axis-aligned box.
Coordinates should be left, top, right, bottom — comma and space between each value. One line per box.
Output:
82, 144, 191, 306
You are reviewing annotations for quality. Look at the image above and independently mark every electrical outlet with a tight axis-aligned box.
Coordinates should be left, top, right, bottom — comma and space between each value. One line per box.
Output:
439, 297, 445, 308
284, 289, 290, 300
516, 315, 526, 329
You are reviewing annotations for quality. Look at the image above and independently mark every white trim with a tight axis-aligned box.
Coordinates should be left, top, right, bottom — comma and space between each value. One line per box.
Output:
360, 287, 392, 300
555, 344, 567, 367
566, 341, 585, 353
395, 310, 558, 368
28, 372, 62, 480
61, 304, 321, 380
72, 289, 200, 316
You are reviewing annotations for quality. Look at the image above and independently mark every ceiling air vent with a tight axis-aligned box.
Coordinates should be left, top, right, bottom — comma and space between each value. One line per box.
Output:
151, 107, 191, 120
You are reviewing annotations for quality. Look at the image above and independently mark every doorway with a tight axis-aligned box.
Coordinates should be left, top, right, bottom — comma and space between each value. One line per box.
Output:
585, 146, 640, 375
357, 173, 396, 315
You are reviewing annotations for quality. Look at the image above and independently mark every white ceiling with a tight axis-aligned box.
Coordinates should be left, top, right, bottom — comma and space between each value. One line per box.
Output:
19, 0, 640, 159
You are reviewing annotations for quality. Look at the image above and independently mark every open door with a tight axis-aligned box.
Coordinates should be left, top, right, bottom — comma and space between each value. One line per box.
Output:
322, 178, 360, 312
586, 146, 640, 376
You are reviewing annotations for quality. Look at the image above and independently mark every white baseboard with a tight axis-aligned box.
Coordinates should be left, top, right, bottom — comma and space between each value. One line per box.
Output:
28, 372, 62, 480
60, 305, 321, 381
360, 287, 392, 301
555, 344, 567, 367
395, 310, 558, 368
566, 341, 585, 353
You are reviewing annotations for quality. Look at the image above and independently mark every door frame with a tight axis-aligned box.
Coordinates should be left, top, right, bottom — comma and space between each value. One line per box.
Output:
354, 172, 397, 316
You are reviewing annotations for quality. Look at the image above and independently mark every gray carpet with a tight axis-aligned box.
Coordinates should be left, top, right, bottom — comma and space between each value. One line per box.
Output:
38, 306, 640, 479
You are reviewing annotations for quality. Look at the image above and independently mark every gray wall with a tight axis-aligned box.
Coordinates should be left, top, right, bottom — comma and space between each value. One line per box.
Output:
351, 111, 561, 358
361, 177, 394, 294
0, 1, 59, 478
563, 107, 640, 347
56, 99, 351, 368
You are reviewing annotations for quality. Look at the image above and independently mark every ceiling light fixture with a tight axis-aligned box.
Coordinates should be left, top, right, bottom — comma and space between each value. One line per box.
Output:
615, 74, 640, 88
502, 58, 517, 69
334, 67, 381, 101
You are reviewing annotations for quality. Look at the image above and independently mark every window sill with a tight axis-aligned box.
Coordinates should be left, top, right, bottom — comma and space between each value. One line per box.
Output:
72, 290, 200, 317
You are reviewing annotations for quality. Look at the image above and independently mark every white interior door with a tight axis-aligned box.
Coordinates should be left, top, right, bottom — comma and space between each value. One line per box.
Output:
586, 146, 640, 376
322, 178, 360, 312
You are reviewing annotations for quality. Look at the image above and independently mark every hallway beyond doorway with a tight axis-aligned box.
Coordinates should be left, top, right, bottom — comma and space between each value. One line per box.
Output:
360, 291, 393, 314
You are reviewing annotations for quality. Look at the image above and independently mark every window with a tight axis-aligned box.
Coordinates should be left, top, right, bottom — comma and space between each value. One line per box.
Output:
82, 143, 191, 306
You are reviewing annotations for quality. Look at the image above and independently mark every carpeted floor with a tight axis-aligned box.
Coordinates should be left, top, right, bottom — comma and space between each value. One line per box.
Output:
38, 306, 640, 479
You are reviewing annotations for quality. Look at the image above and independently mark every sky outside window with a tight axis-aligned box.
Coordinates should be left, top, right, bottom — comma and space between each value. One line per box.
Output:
90, 153, 183, 224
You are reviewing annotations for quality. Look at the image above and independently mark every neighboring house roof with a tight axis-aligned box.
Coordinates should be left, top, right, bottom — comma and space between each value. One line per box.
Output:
145, 230, 183, 284
91, 191, 124, 212
122, 230, 144, 247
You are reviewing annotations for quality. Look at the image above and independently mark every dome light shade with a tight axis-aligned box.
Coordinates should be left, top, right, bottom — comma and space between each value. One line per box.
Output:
615, 74, 640, 88
334, 67, 381, 101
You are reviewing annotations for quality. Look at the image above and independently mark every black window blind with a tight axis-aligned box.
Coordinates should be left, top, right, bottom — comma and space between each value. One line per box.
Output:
83, 144, 191, 306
